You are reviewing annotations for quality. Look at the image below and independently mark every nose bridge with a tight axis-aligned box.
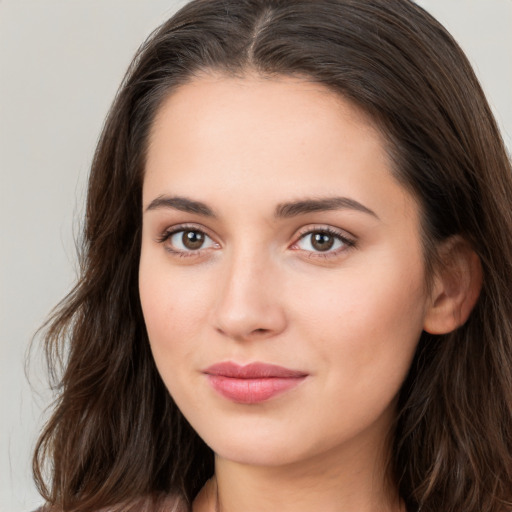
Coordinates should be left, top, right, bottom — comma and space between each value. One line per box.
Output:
213, 241, 286, 340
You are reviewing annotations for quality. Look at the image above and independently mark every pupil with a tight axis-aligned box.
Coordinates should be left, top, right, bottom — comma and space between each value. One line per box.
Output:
183, 230, 204, 250
312, 232, 334, 251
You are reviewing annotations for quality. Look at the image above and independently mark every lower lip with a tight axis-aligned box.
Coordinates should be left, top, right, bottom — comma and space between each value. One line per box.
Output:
206, 375, 306, 404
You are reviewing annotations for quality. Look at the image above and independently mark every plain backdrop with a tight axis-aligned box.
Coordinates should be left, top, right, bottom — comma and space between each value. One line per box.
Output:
1, 1, 511, 511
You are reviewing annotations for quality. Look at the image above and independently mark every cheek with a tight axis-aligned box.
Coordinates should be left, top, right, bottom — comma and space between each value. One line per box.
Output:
292, 250, 427, 390
138, 252, 214, 372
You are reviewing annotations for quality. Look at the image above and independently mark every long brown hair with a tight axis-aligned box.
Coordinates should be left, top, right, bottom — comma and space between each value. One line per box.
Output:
33, 1, 512, 511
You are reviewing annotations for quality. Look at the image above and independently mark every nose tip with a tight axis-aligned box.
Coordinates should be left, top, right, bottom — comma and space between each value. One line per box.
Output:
212, 260, 287, 342
214, 290, 287, 341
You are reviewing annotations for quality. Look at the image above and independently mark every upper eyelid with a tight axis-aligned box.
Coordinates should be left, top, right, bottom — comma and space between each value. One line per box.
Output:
290, 226, 357, 257
157, 223, 217, 240
157, 225, 219, 255
293, 224, 356, 241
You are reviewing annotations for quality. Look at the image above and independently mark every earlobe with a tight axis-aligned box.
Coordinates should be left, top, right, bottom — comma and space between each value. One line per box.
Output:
423, 238, 483, 335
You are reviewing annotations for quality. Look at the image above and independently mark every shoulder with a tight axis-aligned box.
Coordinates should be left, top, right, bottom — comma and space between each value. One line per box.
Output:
31, 495, 190, 512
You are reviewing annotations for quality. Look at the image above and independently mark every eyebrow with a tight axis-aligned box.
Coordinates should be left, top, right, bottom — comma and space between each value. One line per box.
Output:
145, 195, 216, 217
274, 197, 379, 219
144, 194, 378, 219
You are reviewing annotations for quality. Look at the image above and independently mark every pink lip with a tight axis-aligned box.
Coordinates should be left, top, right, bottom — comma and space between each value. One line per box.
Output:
203, 362, 308, 404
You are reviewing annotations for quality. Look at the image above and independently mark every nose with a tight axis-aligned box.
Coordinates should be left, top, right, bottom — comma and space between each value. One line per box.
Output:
212, 249, 287, 342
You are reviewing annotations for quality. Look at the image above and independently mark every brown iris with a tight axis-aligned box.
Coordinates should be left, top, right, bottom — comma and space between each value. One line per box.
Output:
311, 232, 335, 251
182, 230, 205, 250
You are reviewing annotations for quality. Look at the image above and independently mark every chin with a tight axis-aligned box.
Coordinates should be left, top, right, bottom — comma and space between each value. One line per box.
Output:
189, 416, 304, 467
211, 438, 305, 467
193, 418, 344, 470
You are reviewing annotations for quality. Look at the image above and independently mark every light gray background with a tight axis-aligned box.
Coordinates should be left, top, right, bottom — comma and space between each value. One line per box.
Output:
1, 1, 511, 511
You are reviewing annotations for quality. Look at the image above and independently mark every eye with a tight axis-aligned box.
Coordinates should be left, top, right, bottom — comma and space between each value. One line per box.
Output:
292, 228, 355, 256
158, 227, 218, 254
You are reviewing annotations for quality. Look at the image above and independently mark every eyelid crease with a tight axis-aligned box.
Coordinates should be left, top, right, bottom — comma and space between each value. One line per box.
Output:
155, 225, 220, 258
155, 223, 357, 260
155, 223, 216, 243
294, 225, 356, 246
289, 225, 357, 259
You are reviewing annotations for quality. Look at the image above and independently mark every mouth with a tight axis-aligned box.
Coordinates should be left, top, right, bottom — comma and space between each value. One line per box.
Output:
203, 362, 308, 404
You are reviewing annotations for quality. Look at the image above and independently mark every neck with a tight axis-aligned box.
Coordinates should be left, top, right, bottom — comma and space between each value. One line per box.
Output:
196, 436, 402, 512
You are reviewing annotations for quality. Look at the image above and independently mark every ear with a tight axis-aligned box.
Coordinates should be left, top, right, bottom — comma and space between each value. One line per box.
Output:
423, 237, 482, 335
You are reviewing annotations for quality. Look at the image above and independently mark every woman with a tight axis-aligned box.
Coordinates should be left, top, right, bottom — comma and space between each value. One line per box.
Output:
33, 1, 512, 511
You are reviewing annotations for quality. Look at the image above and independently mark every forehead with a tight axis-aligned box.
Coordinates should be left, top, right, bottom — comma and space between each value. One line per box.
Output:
143, 73, 413, 222
148, 72, 382, 159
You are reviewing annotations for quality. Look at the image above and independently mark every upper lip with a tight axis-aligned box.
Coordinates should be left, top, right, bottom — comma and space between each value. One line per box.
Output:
203, 362, 308, 379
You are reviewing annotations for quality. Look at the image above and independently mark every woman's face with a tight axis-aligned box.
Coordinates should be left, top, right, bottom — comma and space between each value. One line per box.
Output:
139, 74, 431, 469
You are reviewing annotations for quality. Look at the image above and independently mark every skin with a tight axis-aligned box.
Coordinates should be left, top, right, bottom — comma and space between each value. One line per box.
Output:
139, 73, 458, 512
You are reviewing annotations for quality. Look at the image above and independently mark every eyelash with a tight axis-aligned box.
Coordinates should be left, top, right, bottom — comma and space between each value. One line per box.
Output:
156, 224, 218, 258
292, 226, 356, 259
156, 224, 356, 259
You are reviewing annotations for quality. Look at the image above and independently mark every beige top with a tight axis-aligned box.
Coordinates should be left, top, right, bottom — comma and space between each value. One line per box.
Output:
33, 494, 190, 512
